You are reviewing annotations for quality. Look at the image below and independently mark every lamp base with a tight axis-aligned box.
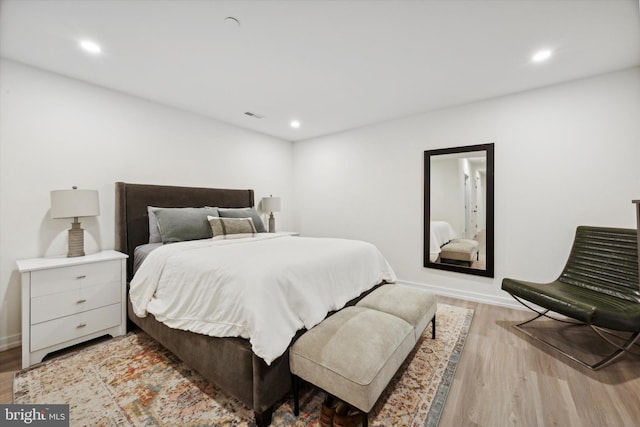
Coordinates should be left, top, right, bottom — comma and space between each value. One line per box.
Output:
67, 220, 85, 257
268, 213, 276, 233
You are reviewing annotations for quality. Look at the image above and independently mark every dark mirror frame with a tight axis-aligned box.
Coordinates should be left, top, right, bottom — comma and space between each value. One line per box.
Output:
423, 143, 495, 278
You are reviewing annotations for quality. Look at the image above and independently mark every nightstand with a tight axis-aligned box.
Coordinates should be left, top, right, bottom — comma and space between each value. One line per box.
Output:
275, 231, 300, 236
16, 250, 128, 368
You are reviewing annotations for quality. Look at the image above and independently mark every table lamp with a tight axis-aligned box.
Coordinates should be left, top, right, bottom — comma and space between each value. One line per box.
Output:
261, 196, 281, 233
50, 187, 100, 257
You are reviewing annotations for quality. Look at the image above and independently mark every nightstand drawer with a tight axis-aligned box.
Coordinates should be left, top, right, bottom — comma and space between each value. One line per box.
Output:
30, 303, 121, 352
31, 280, 121, 324
30, 260, 121, 297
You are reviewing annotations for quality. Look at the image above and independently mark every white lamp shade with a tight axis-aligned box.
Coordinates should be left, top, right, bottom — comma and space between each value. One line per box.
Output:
51, 189, 100, 219
261, 196, 281, 213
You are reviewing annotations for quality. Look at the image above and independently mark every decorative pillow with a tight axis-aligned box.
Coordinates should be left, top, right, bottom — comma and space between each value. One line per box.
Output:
208, 216, 257, 240
154, 207, 220, 243
147, 206, 162, 243
218, 207, 266, 233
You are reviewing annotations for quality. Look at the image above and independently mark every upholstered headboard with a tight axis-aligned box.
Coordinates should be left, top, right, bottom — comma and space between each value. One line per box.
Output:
115, 182, 254, 281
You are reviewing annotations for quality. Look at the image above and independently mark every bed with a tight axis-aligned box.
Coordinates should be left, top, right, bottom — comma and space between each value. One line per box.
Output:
114, 182, 394, 426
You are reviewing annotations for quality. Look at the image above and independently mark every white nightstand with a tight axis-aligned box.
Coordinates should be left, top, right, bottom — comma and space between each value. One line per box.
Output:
275, 231, 300, 236
16, 250, 128, 368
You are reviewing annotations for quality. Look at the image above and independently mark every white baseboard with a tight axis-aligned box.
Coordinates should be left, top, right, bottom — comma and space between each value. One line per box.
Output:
396, 279, 524, 310
0, 332, 21, 352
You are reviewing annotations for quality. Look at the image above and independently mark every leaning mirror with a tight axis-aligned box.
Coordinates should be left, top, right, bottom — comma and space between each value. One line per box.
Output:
424, 143, 494, 277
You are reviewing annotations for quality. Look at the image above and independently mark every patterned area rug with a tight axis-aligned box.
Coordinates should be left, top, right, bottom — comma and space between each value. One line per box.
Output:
14, 303, 473, 427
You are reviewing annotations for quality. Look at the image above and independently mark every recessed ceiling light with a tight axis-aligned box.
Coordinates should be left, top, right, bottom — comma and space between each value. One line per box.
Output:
531, 49, 552, 63
79, 39, 102, 54
290, 120, 301, 129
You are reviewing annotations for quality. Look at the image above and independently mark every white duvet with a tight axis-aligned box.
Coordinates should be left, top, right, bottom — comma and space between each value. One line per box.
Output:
129, 234, 396, 365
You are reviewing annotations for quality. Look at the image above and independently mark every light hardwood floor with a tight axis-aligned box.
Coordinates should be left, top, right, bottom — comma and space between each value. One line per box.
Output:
1, 297, 639, 426
0, 344, 19, 404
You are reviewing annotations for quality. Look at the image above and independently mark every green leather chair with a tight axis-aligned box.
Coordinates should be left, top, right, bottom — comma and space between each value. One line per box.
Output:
502, 226, 640, 370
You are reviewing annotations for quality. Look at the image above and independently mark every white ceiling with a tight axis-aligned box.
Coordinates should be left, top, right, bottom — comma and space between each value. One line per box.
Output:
1, 0, 639, 142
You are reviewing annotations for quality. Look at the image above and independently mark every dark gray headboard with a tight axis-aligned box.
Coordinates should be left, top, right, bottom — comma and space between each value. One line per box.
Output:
115, 182, 254, 281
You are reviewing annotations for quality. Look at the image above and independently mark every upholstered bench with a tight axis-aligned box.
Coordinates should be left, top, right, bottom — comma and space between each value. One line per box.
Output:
290, 286, 436, 426
356, 284, 437, 341
440, 238, 479, 266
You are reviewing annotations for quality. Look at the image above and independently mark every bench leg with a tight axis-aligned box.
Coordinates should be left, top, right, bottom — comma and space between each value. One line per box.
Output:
292, 375, 300, 416
431, 314, 436, 339
363, 412, 368, 427
325, 393, 335, 407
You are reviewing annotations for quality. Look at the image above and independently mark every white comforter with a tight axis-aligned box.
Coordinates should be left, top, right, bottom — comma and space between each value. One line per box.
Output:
130, 234, 396, 365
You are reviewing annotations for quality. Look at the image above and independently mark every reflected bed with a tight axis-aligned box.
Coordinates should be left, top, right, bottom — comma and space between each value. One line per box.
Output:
429, 221, 457, 262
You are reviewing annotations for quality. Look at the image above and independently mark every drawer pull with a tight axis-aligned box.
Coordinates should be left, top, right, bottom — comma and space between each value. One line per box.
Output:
76, 275, 87, 279
76, 323, 87, 329
76, 299, 87, 304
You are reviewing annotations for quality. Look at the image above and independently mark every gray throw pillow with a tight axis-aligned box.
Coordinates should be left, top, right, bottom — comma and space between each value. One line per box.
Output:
147, 206, 162, 243
154, 207, 220, 243
218, 207, 266, 233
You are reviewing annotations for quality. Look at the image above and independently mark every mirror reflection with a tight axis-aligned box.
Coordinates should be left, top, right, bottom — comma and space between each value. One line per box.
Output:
424, 143, 494, 277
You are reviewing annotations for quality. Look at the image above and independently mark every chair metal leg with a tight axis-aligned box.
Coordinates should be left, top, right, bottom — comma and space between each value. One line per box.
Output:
588, 328, 640, 370
512, 294, 584, 325
590, 326, 640, 356
514, 323, 640, 370
509, 292, 640, 370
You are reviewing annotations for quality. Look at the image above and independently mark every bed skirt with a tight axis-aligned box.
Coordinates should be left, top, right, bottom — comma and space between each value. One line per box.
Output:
126, 299, 291, 424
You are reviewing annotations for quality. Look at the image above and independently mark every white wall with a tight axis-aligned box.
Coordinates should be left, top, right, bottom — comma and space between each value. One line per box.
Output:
0, 59, 294, 350
2, 61, 638, 350
293, 67, 640, 306
430, 157, 464, 237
